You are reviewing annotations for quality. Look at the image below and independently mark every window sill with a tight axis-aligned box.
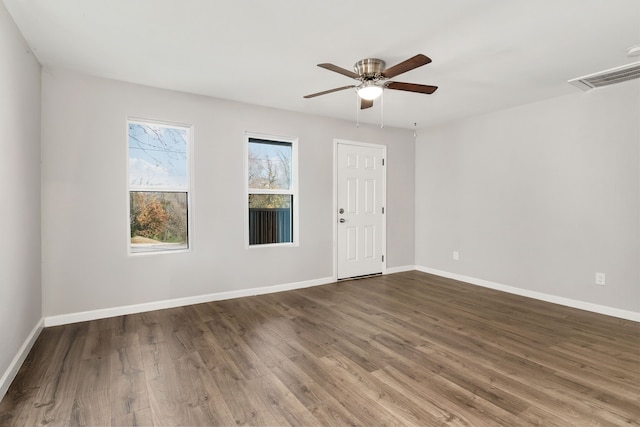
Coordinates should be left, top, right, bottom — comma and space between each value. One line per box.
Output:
247, 242, 299, 249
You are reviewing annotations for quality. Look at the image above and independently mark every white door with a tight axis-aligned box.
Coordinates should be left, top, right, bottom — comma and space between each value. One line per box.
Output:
336, 141, 385, 279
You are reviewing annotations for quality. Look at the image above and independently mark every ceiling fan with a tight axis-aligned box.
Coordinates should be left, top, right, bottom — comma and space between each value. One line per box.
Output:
304, 54, 438, 109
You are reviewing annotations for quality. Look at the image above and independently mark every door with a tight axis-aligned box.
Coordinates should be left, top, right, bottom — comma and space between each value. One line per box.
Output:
336, 141, 385, 279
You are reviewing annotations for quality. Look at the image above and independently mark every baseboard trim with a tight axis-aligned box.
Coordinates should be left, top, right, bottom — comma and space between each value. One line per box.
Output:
44, 276, 336, 327
41, 266, 640, 327
1, 318, 44, 400
385, 265, 417, 274
416, 266, 640, 322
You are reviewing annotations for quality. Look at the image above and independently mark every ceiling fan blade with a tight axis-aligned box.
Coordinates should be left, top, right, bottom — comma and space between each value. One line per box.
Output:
381, 54, 432, 78
303, 85, 355, 98
386, 81, 438, 94
360, 98, 374, 109
318, 63, 360, 79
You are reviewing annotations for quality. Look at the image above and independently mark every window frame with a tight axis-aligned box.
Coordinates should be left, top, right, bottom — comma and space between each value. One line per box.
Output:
244, 131, 299, 248
127, 117, 193, 255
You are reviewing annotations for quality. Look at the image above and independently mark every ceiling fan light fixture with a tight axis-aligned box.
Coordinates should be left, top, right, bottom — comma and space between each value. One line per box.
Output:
357, 81, 383, 100
304, 54, 437, 106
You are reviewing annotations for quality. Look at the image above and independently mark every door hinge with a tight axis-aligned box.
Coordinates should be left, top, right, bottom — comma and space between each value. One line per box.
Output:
382, 158, 385, 166
382, 207, 385, 214
382, 255, 385, 262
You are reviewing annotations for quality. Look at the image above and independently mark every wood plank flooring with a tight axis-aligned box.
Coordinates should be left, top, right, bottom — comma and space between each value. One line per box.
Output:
1, 271, 639, 426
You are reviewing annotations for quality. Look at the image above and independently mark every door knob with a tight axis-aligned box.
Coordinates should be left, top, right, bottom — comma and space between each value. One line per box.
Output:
339, 218, 346, 223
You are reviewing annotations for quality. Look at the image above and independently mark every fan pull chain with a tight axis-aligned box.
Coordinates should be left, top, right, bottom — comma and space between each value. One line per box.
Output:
356, 92, 360, 128
380, 91, 384, 128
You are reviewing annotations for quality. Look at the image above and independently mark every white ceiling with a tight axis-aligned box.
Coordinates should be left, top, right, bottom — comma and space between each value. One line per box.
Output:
4, 0, 640, 129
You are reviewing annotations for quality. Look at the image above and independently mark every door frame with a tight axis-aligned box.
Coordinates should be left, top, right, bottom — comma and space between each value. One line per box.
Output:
333, 139, 387, 280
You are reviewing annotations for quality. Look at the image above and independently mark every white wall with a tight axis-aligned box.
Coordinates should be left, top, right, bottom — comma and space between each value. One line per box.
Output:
415, 81, 640, 314
41, 70, 415, 318
0, 2, 42, 396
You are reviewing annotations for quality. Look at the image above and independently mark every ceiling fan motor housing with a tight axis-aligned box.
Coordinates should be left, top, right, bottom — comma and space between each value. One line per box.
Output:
355, 58, 386, 80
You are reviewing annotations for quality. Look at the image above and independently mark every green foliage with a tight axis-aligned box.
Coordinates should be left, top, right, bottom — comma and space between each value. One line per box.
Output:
248, 194, 292, 209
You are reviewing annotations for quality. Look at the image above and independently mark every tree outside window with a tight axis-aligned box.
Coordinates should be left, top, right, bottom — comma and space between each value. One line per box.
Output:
128, 120, 191, 253
247, 136, 297, 246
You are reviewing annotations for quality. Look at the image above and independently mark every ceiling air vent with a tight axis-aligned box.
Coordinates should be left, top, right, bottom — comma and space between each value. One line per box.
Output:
568, 61, 640, 91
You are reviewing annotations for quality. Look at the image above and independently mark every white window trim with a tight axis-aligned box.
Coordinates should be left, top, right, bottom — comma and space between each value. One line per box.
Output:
127, 117, 194, 256
244, 131, 299, 249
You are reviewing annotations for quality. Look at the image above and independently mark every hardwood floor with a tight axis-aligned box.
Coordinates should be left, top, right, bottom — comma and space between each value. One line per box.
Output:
1, 271, 639, 426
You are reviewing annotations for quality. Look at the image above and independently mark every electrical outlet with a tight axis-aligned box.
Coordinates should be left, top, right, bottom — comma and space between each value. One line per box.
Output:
453, 251, 459, 261
595, 272, 606, 286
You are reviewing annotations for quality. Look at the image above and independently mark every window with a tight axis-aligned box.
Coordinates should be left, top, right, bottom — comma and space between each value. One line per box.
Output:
246, 134, 298, 246
128, 119, 191, 254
